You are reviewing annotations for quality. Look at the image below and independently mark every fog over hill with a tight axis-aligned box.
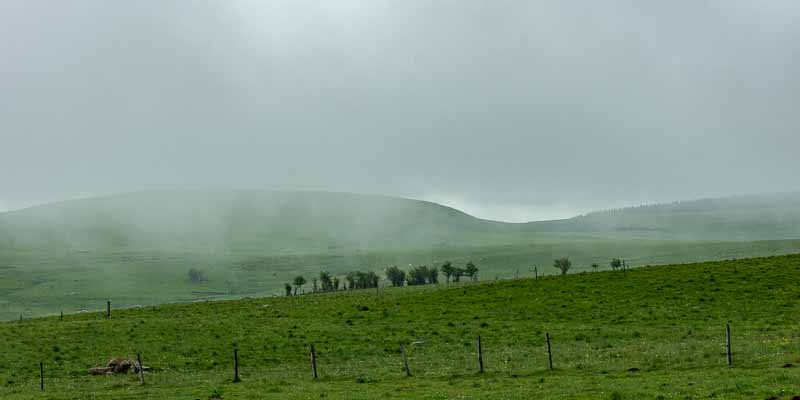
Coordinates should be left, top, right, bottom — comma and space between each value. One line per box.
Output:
2, 190, 800, 320
2, 1, 800, 221
1, 1, 800, 325
2, 191, 799, 255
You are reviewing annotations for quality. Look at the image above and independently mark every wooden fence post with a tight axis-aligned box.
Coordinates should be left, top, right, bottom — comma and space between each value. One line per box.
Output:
39, 361, 44, 391
477, 335, 484, 373
137, 353, 145, 385
546, 332, 553, 370
726, 323, 732, 366
233, 348, 241, 382
535, 266, 538, 280
60, 310, 63, 321
106, 300, 111, 318
401, 345, 411, 377
310, 344, 318, 379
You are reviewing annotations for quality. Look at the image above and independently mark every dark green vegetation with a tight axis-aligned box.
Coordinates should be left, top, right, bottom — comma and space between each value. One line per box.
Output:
2, 190, 800, 319
1, 255, 799, 399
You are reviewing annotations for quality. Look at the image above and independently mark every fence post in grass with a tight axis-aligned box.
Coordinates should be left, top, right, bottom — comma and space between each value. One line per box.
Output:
535, 266, 538, 280
726, 323, 732, 366
60, 310, 63, 321
106, 300, 111, 318
233, 348, 241, 382
137, 353, 145, 385
39, 361, 44, 391
476, 335, 484, 373
310, 344, 318, 379
546, 332, 553, 370
401, 345, 412, 377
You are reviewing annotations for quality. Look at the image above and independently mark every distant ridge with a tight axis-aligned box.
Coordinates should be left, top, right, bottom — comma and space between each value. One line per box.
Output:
527, 192, 800, 240
1, 191, 799, 255
583, 192, 800, 217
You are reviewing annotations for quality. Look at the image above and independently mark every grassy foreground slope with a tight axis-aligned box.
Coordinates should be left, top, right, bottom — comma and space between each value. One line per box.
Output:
1, 254, 799, 399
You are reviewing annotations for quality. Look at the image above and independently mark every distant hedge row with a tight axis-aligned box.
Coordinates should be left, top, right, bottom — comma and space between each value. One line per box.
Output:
283, 261, 480, 296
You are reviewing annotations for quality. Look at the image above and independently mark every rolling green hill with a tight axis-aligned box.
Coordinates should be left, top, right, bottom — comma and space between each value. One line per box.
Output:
1, 190, 800, 320
526, 192, 800, 240
0, 191, 509, 253
1, 255, 798, 399
3, 191, 800, 253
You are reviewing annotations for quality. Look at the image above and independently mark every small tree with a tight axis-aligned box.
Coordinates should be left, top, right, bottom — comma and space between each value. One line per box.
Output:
452, 267, 465, 282
464, 262, 479, 282
319, 271, 333, 292
441, 262, 455, 283
284, 283, 292, 297
355, 271, 368, 289
293, 276, 306, 295
553, 257, 572, 275
366, 271, 380, 288
385, 266, 406, 287
591, 263, 599, 272
407, 266, 428, 286
332, 277, 340, 291
353, 271, 380, 289
610, 258, 622, 271
427, 267, 439, 284
344, 272, 356, 290
187, 268, 207, 283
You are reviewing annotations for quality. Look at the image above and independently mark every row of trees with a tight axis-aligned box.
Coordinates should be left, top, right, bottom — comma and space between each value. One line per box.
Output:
386, 261, 480, 287
385, 265, 437, 286
553, 257, 629, 275
283, 257, 628, 295
440, 261, 479, 283
285, 270, 382, 296
197, 257, 628, 295
284, 261, 481, 296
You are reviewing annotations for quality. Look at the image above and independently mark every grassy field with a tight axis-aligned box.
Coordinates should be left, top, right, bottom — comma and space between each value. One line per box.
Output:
3, 191, 800, 320
0, 254, 798, 399
3, 237, 800, 321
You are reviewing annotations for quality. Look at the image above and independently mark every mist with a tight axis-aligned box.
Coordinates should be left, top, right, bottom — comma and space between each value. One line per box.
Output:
2, 1, 799, 221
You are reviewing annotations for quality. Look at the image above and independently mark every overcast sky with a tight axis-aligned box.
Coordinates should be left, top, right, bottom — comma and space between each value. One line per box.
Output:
1, 1, 799, 221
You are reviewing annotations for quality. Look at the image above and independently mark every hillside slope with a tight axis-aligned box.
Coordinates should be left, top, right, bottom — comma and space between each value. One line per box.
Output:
1, 255, 798, 399
0, 191, 509, 253
2, 191, 800, 255
2, 191, 800, 321
522, 192, 800, 240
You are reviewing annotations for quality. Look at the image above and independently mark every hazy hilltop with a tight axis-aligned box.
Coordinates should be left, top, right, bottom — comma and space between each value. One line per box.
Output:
0, 191, 506, 254
521, 192, 800, 240
2, 191, 800, 256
